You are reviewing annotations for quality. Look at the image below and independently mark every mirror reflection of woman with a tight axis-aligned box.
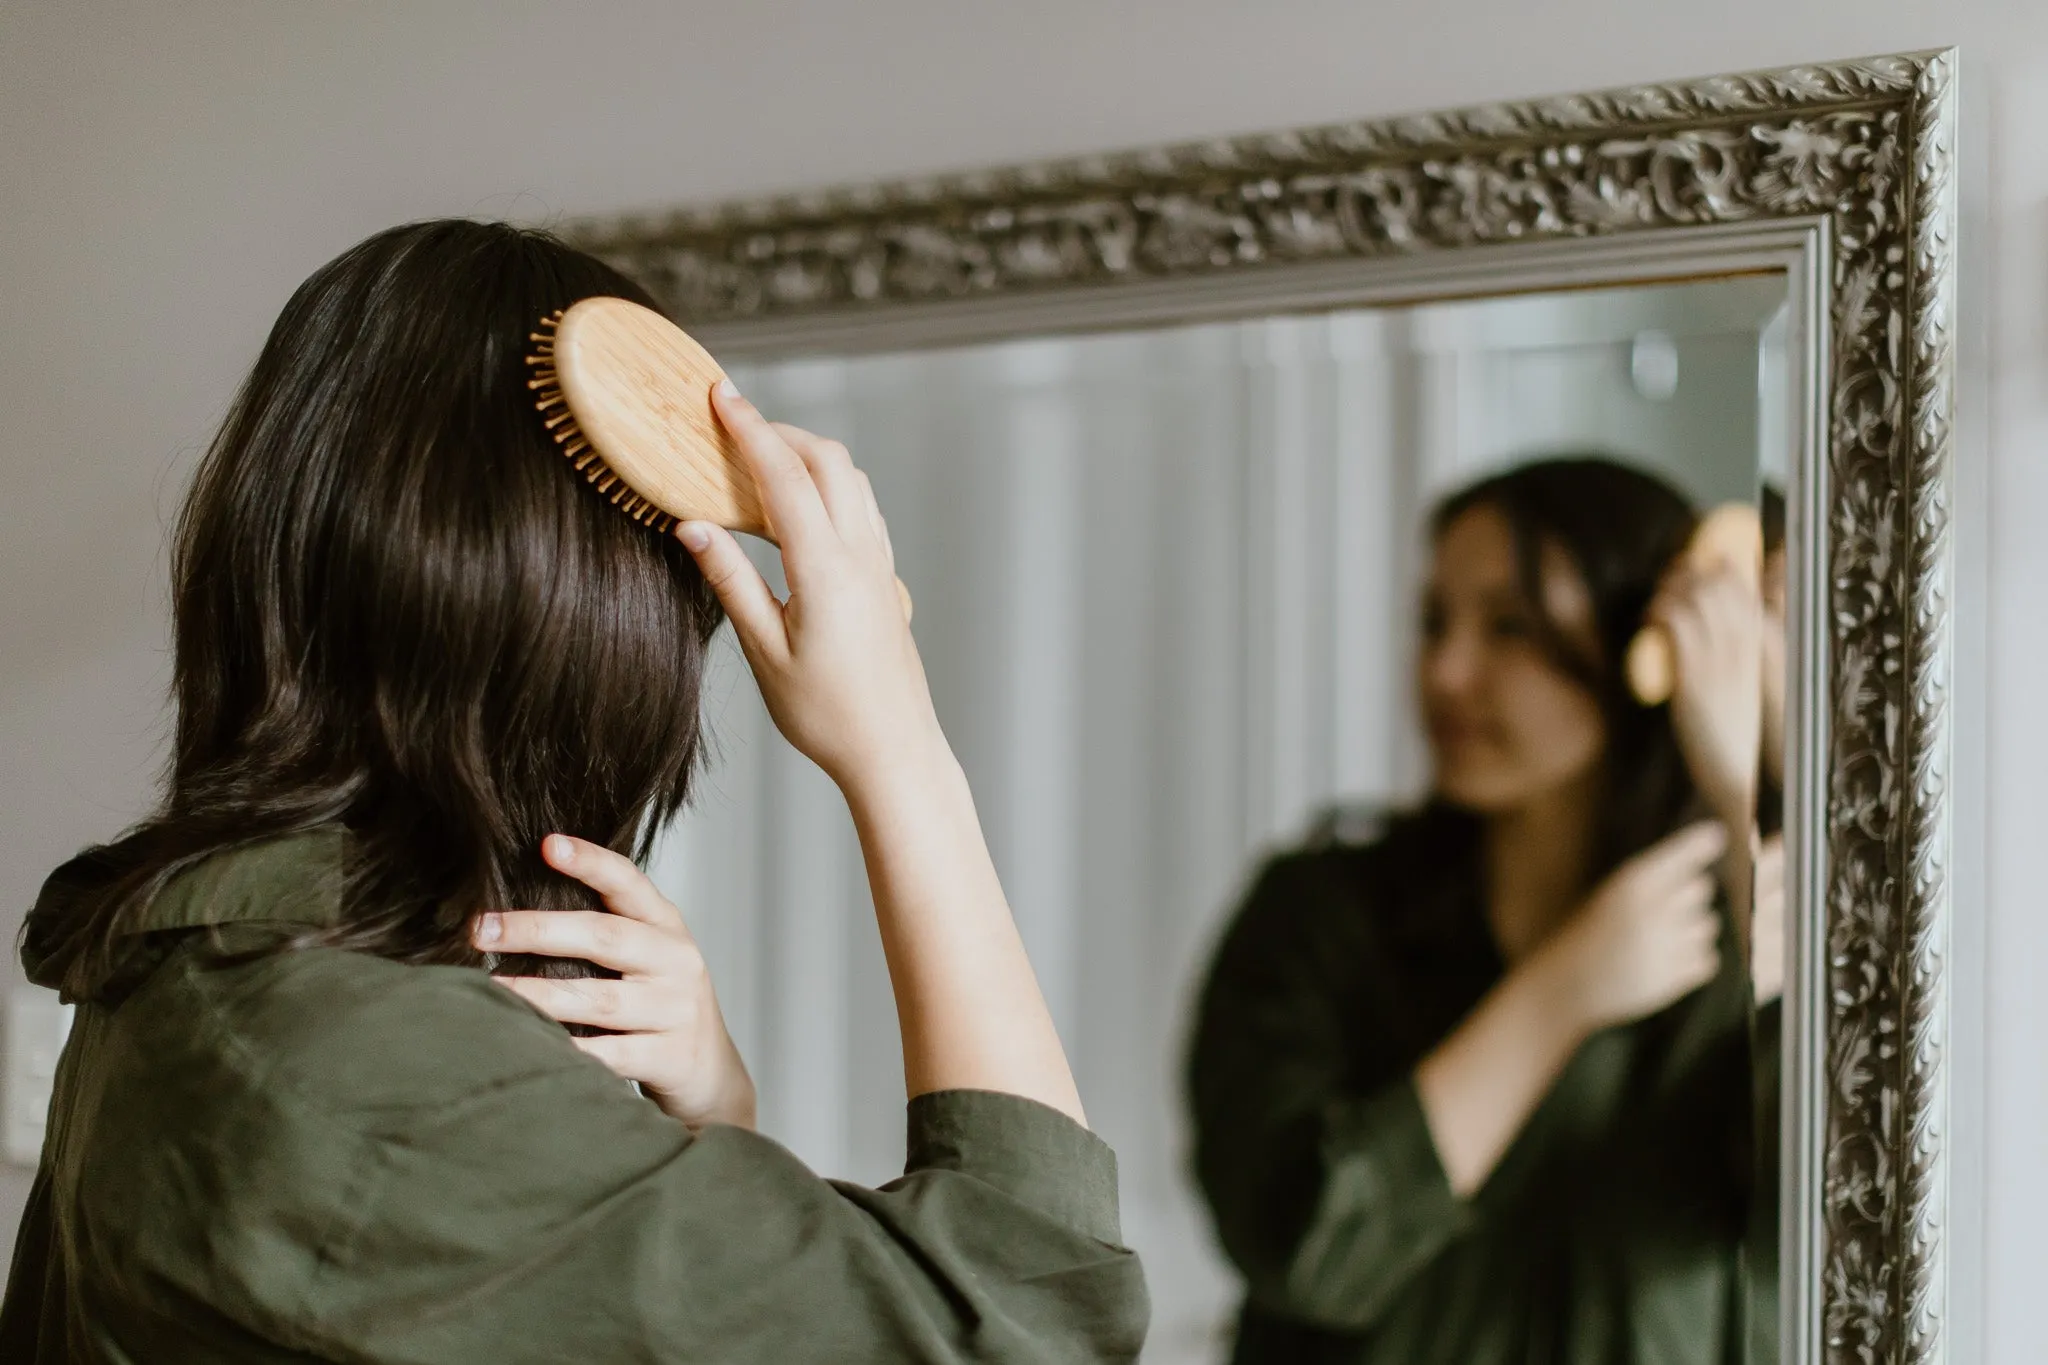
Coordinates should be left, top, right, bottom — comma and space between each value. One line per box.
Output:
1188, 458, 1783, 1365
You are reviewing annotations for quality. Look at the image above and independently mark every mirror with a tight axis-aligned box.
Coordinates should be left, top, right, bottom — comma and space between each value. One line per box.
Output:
678, 274, 1789, 1362
583, 48, 1959, 1365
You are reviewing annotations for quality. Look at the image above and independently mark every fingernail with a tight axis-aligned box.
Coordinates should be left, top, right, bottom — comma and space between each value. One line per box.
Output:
678, 521, 711, 552
474, 913, 501, 946
546, 834, 577, 865
716, 378, 739, 401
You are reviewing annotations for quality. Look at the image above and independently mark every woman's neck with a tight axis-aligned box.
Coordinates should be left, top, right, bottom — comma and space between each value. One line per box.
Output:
1484, 770, 1601, 963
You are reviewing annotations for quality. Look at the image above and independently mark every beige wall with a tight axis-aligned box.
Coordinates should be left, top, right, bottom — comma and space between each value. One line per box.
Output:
3, 1, 2040, 1354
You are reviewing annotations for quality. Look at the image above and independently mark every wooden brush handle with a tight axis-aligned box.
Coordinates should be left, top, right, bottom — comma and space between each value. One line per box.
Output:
542, 298, 914, 625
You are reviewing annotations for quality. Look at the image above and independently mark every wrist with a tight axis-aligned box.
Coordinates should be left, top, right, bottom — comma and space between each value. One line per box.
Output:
1513, 936, 1599, 1043
719, 1080, 758, 1131
1693, 768, 1755, 833
713, 1057, 759, 1130
834, 721, 961, 816
1714, 792, 1756, 836
654, 1069, 757, 1132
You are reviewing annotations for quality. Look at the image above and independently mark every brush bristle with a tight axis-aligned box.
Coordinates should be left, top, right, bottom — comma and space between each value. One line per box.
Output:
525, 308, 676, 535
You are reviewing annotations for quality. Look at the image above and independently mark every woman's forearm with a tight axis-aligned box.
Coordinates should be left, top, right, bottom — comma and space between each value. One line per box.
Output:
841, 736, 1087, 1126
1412, 956, 1587, 1196
679, 389, 1085, 1127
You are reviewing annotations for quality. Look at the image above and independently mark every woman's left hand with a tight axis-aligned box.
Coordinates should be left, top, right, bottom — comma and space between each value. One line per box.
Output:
474, 835, 757, 1132
1649, 562, 1764, 829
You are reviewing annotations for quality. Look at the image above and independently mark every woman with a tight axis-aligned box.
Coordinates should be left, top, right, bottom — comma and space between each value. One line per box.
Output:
1, 222, 1148, 1362
1188, 458, 1779, 1365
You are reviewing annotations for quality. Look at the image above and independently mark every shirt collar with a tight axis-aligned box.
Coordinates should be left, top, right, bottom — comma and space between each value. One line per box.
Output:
123, 827, 347, 935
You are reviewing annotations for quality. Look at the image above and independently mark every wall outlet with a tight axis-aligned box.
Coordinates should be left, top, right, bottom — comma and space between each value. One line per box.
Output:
5, 990, 74, 1167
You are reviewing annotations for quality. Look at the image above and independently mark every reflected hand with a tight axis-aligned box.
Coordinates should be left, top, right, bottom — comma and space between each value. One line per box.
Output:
1537, 820, 1727, 1031
1650, 563, 1764, 829
475, 834, 756, 1131
1751, 833, 1786, 1006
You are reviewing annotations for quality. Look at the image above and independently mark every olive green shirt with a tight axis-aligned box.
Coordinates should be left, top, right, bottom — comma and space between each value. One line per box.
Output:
1, 831, 1149, 1362
1187, 811, 1772, 1365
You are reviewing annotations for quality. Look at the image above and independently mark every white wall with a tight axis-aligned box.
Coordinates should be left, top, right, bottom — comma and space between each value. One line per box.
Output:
2, 2, 2039, 1356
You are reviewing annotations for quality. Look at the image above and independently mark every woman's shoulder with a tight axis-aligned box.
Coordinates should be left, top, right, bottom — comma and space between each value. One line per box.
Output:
1260, 801, 1477, 896
1219, 803, 1479, 960
1298, 800, 1397, 853
64, 945, 697, 1355
131, 938, 583, 1129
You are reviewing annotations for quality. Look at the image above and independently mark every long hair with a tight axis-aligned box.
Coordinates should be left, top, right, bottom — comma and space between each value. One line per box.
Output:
35, 220, 724, 999
1427, 455, 1701, 885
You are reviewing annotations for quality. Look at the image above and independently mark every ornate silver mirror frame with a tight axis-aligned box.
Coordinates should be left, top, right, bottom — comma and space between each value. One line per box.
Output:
570, 49, 1959, 1365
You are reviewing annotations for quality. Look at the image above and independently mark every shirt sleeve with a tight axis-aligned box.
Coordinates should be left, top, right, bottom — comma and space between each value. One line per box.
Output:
197, 957, 1149, 1364
1186, 854, 1469, 1331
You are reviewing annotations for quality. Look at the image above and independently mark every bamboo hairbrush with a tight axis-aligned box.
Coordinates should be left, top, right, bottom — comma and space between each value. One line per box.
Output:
1624, 502, 1763, 704
527, 296, 911, 620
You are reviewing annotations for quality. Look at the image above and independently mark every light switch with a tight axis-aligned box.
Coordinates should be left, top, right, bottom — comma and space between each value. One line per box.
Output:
5, 990, 75, 1168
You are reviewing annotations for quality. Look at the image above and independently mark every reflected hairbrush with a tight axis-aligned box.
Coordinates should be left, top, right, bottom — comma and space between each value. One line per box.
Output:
526, 296, 910, 619
1624, 502, 1762, 705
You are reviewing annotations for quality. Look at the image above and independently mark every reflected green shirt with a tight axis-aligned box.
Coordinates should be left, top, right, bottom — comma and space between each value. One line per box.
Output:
1, 831, 1149, 1362
1187, 810, 1767, 1365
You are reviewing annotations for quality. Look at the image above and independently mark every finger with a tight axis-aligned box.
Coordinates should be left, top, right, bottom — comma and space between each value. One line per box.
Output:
1755, 836, 1787, 885
711, 382, 834, 550
499, 975, 680, 1033
1675, 572, 1729, 638
1647, 820, 1729, 876
677, 521, 788, 662
857, 469, 895, 570
1646, 565, 1700, 626
541, 835, 685, 930
771, 422, 876, 547
1649, 581, 1715, 670
1669, 873, 1717, 912
1753, 841, 1787, 907
1671, 896, 1721, 938
1679, 897, 1723, 941
475, 909, 673, 977
1644, 586, 1679, 631
571, 1031, 668, 1083
1661, 599, 1708, 663
1677, 938, 1722, 987
1752, 885, 1786, 929
1697, 569, 1760, 642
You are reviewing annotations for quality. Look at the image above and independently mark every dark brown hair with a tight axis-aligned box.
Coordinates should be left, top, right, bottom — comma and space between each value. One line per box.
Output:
34, 220, 723, 998
1429, 455, 1702, 883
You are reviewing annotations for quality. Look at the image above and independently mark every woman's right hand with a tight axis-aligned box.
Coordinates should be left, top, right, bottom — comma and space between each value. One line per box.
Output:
681, 386, 1087, 1124
677, 382, 944, 794
1650, 563, 1764, 829
1534, 820, 1727, 1032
